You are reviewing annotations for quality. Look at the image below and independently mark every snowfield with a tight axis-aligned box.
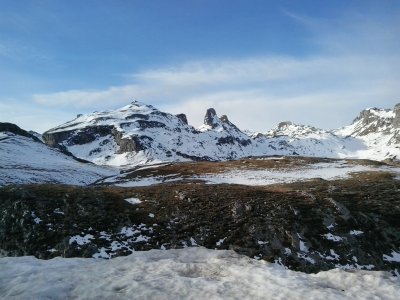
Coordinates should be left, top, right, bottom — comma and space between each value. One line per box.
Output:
1, 248, 399, 300
199, 161, 397, 186
112, 160, 400, 187
0, 132, 118, 186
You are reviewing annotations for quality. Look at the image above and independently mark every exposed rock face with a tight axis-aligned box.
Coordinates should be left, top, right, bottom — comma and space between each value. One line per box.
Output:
335, 104, 400, 158
350, 108, 394, 136
394, 103, 400, 128
277, 121, 293, 129
175, 113, 188, 125
219, 115, 229, 123
347, 103, 400, 136
0, 122, 41, 143
219, 115, 242, 132
204, 108, 220, 128
111, 128, 143, 153
43, 126, 113, 147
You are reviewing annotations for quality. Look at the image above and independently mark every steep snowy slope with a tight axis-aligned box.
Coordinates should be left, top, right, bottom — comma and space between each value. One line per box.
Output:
43, 101, 254, 167
250, 103, 400, 161
0, 124, 117, 186
335, 105, 400, 160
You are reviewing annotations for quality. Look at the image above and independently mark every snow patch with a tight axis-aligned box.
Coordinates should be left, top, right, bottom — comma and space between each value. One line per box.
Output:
322, 233, 343, 242
2, 248, 398, 300
216, 238, 226, 246
69, 234, 94, 246
383, 251, 400, 263
31, 212, 42, 224
350, 230, 364, 236
124, 197, 142, 205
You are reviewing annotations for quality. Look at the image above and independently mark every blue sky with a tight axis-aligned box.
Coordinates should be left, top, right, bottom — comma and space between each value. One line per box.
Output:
0, 0, 399, 132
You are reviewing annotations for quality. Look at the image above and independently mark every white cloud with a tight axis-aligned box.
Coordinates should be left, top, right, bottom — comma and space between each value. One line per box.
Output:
32, 11, 400, 132
33, 53, 400, 131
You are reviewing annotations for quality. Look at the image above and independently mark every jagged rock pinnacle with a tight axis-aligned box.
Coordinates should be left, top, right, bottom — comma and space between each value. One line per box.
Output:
394, 103, 400, 128
204, 108, 220, 128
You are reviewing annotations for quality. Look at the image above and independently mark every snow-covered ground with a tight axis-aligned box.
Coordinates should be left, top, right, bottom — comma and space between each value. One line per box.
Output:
112, 161, 400, 187
200, 161, 400, 186
1, 248, 398, 300
0, 132, 118, 186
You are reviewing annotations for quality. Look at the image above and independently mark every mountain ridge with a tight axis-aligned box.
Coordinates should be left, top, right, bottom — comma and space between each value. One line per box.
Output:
39, 101, 400, 166
0, 123, 117, 185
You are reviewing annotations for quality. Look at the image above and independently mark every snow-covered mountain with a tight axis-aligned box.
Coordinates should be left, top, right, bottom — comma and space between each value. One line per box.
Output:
43, 101, 254, 166
251, 121, 359, 158
41, 101, 400, 166
0, 123, 117, 186
335, 105, 400, 160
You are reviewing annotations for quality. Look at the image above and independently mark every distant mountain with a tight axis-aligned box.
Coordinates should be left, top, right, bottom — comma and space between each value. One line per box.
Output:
42, 101, 254, 166
251, 121, 358, 158
0, 122, 117, 186
41, 101, 400, 166
335, 105, 400, 160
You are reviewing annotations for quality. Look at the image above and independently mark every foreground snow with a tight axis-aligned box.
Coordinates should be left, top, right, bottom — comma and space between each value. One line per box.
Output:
1, 248, 398, 300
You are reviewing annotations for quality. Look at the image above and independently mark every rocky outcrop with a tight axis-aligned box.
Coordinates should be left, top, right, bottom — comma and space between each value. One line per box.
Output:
278, 121, 293, 129
204, 108, 220, 128
0, 122, 41, 143
351, 109, 393, 136
43, 126, 113, 147
175, 113, 188, 125
394, 103, 400, 128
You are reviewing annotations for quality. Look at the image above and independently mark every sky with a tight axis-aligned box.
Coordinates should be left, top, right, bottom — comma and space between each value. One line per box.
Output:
0, 0, 399, 133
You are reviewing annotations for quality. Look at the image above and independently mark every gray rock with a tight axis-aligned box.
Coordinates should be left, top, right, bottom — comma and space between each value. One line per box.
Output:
204, 108, 220, 128
176, 113, 188, 125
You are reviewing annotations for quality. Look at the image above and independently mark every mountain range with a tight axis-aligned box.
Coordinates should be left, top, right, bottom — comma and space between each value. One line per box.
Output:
1, 100, 400, 185
38, 101, 400, 167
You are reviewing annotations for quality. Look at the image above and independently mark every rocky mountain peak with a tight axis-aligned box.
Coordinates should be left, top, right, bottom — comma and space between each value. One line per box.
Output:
277, 121, 294, 129
260, 121, 327, 140
347, 106, 396, 137
204, 108, 221, 128
220, 115, 229, 123
121, 100, 156, 112
175, 113, 188, 125
393, 103, 400, 128
218, 114, 243, 134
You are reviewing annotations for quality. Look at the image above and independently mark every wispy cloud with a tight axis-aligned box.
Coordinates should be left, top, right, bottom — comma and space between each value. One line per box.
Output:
33, 10, 400, 131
